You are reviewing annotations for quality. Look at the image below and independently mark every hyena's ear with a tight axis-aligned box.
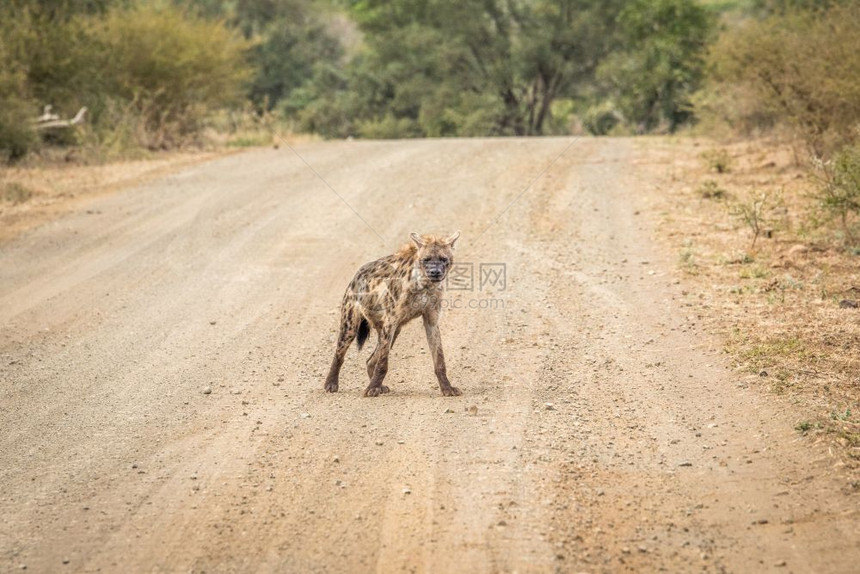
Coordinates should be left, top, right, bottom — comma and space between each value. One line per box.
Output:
410, 232, 425, 248
445, 231, 461, 248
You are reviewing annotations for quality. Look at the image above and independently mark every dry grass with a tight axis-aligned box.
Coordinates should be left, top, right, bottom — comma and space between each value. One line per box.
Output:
0, 151, 235, 244
0, 128, 315, 244
0, 125, 317, 245
637, 136, 860, 469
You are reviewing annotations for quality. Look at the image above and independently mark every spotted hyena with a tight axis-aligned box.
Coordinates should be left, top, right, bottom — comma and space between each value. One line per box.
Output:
324, 232, 461, 397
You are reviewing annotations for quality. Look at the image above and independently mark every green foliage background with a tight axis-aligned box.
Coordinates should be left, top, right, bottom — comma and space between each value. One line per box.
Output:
0, 0, 252, 159
291, 0, 711, 138
0, 0, 857, 160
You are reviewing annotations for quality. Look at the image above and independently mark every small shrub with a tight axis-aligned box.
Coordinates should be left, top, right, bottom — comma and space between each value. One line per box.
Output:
77, 97, 151, 161
582, 102, 621, 136
356, 114, 423, 139
1, 182, 33, 204
209, 105, 282, 149
831, 408, 852, 422
700, 148, 732, 173
0, 97, 37, 162
813, 145, 860, 245
729, 189, 779, 249
738, 265, 770, 280
679, 246, 699, 274
0, 34, 37, 162
698, 179, 727, 200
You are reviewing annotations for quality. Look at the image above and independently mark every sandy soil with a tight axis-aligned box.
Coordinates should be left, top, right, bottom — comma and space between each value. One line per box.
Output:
1, 138, 857, 573
633, 137, 860, 449
0, 151, 231, 244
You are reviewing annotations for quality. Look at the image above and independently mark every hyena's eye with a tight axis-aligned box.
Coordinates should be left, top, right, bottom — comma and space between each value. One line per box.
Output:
439, 257, 450, 265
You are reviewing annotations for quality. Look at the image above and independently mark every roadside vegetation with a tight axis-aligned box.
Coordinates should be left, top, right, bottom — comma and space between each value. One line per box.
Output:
678, 0, 860, 460
1, 1, 857, 160
2, 0, 715, 162
0, 1, 251, 162
643, 133, 859, 467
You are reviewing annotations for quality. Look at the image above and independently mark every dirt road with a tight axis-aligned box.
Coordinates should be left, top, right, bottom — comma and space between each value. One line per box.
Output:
1, 138, 857, 573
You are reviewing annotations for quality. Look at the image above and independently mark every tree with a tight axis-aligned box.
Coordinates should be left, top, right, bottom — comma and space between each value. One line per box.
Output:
303, 0, 627, 137
596, 0, 712, 132
510, 0, 626, 134
234, 0, 345, 111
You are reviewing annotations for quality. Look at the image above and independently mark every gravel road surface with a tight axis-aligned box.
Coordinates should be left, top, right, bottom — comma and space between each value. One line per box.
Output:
1, 138, 857, 573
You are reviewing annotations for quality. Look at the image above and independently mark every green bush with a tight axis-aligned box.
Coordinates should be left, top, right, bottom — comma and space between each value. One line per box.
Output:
815, 145, 860, 244
704, 3, 860, 155
700, 148, 732, 173
582, 102, 621, 136
0, 9, 37, 161
418, 90, 504, 138
0, 1, 254, 159
0, 85, 37, 162
89, 4, 252, 149
20, 11, 95, 118
698, 179, 728, 200
356, 114, 422, 139
238, 0, 344, 112
289, 63, 360, 139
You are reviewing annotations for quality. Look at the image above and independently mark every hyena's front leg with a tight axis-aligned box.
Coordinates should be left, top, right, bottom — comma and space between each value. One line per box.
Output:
324, 301, 359, 393
423, 313, 461, 396
364, 326, 396, 397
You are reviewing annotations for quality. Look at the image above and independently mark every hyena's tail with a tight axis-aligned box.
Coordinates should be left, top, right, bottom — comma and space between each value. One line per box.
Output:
356, 318, 370, 351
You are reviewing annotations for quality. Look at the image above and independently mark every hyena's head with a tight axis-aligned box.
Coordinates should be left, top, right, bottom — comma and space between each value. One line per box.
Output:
410, 231, 460, 283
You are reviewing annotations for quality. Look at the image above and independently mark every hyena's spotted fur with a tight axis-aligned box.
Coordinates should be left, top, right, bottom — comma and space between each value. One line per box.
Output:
324, 232, 461, 397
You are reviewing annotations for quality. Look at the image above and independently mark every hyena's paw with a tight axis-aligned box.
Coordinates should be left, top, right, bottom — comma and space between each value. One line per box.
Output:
441, 386, 462, 397
363, 385, 390, 397
324, 380, 339, 393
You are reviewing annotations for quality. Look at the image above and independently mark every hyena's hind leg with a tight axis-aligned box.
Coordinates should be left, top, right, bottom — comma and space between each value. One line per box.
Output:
365, 325, 401, 393
365, 333, 381, 381
364, 324, 404, 397
324, 298, 362, 393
